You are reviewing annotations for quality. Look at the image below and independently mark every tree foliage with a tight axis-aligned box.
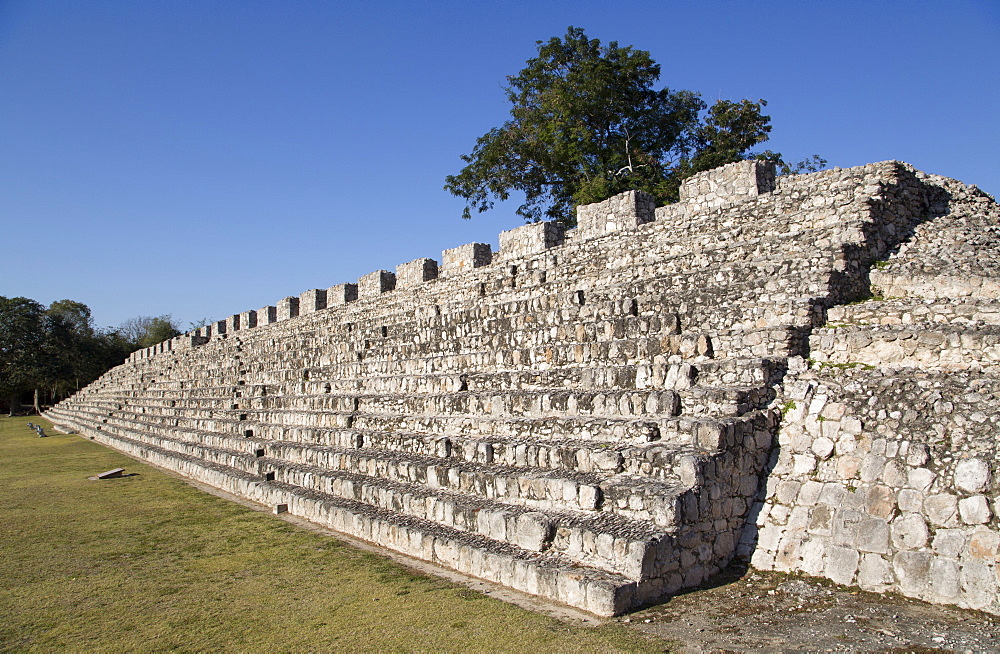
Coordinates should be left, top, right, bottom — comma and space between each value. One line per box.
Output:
0, 297, 182, 414
445, 27, 811, 225
0, 297, 46, 411
118, 315, 182, 349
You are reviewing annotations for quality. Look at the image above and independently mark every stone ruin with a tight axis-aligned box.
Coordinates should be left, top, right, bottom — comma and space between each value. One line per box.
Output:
46, 160, 1000, 616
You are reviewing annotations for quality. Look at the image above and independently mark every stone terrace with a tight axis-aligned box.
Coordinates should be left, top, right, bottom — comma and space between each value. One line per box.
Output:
46, 160, 1000, 616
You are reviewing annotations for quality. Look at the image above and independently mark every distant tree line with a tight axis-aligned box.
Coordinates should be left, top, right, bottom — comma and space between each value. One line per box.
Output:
0, 296, 182, 415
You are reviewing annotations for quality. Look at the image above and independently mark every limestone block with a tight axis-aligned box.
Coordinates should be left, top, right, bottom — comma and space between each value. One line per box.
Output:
907, 468, 936, 492
929, 558, 962, 599
679, 160, 776, 207
960, 561, 997, 610
925, 493, 959, 527
893, 551, 933, 596
891, 513, 929, 550
897, 488, 923, 513
799, 539, 826, 575
225, 314, 240, 334
299, 289, 327, 314
239, 310, 258, 330
864, 485, 896, 519
824, 545, 859, 586
498, 222, 565, 260
441, 243, 492, 277
811, 436, 835, 459
513, 512, 553, 552
358, 270, 396, 297
396, 258, 439, 289
857, 553, 894, 590
326, 283, 358, 305
967, 529, 999, 561
213, 319, 227, 338
959, 495, 991, 525
955, 459, 990, 493
857, 516, 890, 554
932, 529, 966, 558
257, 305, 277, 325
576, 190, 655, 239
276, 297, 299, 321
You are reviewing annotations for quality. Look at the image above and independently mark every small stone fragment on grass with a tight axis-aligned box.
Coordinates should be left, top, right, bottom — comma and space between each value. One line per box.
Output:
89, 468, 125, 480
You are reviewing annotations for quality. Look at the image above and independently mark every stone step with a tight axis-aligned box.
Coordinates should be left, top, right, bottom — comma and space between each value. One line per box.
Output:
99, 356, 782, 403
827, 297, 1000, 327
260, 457, 674, 580
49, 400, 768, 477
55, 409, 689, 528
47, 413, 646, 616
810, 323, 1000, 370
67, 389, 755, 447
52, 410, 688, 580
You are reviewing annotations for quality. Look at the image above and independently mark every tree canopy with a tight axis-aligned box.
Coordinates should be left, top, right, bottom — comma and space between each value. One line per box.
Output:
0, 297, 182, 414
445, 27, 815, 225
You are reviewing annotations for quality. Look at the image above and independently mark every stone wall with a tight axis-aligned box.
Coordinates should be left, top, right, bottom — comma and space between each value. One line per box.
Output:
46, 159, 1000, 616
748, 175, 1000, 614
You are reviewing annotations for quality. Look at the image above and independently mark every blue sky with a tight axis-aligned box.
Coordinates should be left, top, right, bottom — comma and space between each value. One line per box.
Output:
3, 1, 998, 330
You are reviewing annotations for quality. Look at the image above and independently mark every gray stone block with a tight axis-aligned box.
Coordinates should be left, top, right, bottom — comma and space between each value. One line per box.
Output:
257, 305, 277, 325
239, 310, 258, 330
955, 458, 990, 493
277, 297, 299, 321
576, 190, 655, 239
498, 222, 565, 260
396, 258, 439, 289
326, 283, 358, 305
441, 243, 492, 277
358, 270, 396, 297
299, 289, 327, 314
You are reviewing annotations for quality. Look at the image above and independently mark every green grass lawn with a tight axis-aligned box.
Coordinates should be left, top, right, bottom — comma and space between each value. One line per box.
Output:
0, 416, 661, 652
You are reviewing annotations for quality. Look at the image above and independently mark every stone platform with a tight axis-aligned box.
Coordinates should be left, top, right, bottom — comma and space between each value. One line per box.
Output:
47, 160, 1000, 616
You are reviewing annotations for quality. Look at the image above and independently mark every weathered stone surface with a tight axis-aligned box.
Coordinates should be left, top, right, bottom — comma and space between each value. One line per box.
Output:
299, 289, 327, 314
955, 459, 990, 493
276, 296, 299, 321
46, 160, 1000, 617
326, 283, 358, 305
499, 222, 565, 259
396, 258, 439, 289
358, 270, 396, 297
577, 190, 655, 239
441, 243, 491, 277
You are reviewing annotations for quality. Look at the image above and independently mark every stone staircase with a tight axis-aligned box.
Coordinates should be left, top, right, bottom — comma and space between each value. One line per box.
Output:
46, 159, 966, 615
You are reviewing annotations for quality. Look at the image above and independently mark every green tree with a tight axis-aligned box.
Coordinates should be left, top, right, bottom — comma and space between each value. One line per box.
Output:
0, 297, 46, 414
0, 297, 185, 414
445, 27, 782, 225
118, 315, 182, 349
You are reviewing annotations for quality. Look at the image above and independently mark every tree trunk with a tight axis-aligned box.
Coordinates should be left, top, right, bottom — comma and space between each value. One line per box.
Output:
8, 395, 21, 417
33, 388, 41, 415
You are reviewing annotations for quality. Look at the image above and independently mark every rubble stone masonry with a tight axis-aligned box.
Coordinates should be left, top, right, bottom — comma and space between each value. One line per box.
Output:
47, 160, 1000, 616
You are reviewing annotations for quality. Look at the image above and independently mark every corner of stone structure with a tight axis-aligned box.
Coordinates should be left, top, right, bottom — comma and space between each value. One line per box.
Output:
396, 258, 439, 289
327, 283, 358, 305
277, 297, 300, 321
299, 289, 328, 314
678, 160, 776, 210
258, 305, 278, 325
441, 243, 492, 277
575, 190, 656, 240
225, 313, 241, 334
239, 309, 258, 330
498, 221, 565, 260
358, 270, 396, 297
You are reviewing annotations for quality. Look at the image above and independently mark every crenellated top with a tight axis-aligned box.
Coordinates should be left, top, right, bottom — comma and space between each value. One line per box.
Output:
129, 160, 779, 362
